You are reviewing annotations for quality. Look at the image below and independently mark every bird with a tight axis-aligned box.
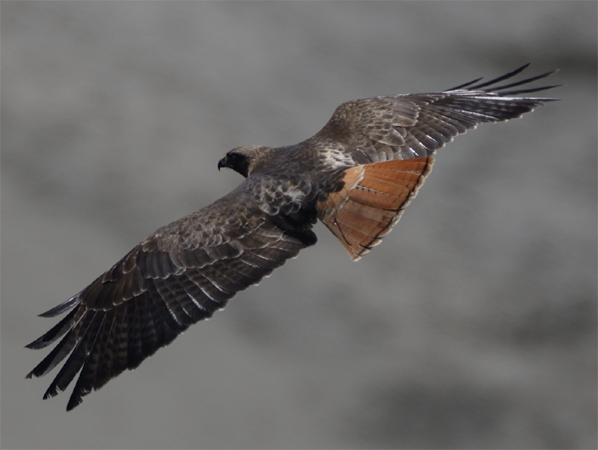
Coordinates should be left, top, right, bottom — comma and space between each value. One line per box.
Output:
26, 64, 559, 410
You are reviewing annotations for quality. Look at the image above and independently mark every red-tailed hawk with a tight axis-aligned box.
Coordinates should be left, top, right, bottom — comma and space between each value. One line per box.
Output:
27, 64, 559, 410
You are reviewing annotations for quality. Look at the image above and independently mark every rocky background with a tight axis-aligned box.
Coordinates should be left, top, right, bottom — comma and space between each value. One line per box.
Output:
2, 2, 596, 448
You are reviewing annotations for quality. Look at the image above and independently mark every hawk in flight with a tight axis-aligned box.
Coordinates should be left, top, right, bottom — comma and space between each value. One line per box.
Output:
27, 64, 559, 410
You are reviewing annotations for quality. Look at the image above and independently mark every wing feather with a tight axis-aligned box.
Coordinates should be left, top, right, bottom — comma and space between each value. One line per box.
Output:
26, 179, 317, 410
311, 65, 559, 165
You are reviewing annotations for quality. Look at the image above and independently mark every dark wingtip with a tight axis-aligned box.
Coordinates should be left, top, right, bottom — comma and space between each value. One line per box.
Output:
25, 341, 39, 350
66, 394, 83, 411
38, 296, 79, 318
26, 306, 80, 350
25, 333, 54, 350
499, 84, 563, 97
446, 64, 560, 97
467, 63, 531, 90
447, 76, 484, 91
482, 68, 559, 93
43, 385, 60, 400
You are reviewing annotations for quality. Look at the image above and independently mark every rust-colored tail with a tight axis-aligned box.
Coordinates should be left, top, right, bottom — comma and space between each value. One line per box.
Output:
318, 157, 433, 260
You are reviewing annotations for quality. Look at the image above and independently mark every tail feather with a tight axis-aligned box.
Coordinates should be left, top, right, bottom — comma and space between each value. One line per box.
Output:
318, 157, 433, 260
334, 205, 393, 239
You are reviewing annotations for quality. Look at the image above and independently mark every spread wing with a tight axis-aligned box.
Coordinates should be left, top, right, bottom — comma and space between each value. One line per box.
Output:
312, 65, 559, 260
26, 179, 317, 411
310, 64, 560, 165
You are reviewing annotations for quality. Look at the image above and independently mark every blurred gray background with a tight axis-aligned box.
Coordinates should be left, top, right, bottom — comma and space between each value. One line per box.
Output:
2, 2, 596, 449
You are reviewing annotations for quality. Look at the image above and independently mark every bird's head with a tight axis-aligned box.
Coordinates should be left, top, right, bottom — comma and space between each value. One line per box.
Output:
218, 145, 272, 178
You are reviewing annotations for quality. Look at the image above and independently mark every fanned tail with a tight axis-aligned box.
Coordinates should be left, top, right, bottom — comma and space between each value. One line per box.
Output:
318, 157, 433, 260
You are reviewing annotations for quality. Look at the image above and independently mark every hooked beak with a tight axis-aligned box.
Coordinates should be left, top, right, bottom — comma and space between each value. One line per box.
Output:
217, 156, 227, 171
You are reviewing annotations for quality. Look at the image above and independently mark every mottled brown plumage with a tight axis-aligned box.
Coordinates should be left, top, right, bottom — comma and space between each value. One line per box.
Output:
27, 64, 559, 410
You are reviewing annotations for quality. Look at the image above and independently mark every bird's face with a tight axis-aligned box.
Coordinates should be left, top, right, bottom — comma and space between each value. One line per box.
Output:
218, 150, 250, 178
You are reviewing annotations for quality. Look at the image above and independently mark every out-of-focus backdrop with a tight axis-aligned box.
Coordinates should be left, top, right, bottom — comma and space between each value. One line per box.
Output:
2, 2, 596, 448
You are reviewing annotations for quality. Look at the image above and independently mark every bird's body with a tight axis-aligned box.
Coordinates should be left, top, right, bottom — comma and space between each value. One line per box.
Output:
27, 64, 559, 410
